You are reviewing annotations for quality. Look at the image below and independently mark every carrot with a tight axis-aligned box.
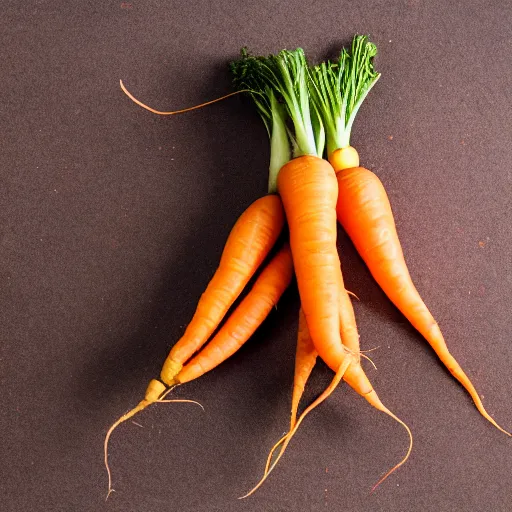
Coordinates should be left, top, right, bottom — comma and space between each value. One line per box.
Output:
278, 156, 393, 425
118, 80, 287, 384
232, 48, 352, 372
335, 166, 511, 436
104, 73, 295, 497
309, 35, 509, 435
161, 194, 285, 383
277, 155, 351, 367
257, 49, 404, 428
104, 237, 292, 497
175, 242, 294, 384
232, 45, 412, 492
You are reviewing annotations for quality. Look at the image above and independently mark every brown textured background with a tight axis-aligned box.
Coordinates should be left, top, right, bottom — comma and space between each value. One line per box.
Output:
1, 1, 511, 511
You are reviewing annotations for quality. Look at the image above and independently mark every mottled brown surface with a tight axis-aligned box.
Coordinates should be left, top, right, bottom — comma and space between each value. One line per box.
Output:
1, 1, 511, 511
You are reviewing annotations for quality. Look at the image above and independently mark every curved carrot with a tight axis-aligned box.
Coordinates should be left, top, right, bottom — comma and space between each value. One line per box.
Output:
277, 156, 375, 402
160, 194, 285, 383
176, 243, 294, 384
104, 195, 287, 496
104, 241, 293, 496
277, 155, 349, 372
276, 154, 402, 423
336, 165, 510, 436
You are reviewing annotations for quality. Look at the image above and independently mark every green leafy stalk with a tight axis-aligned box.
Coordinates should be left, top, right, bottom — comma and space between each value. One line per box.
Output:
230, 48, 324, 193
268, 92, 289, 193
269, 49, 321, 158
230, 49, 291, 193
309, 35, 380, 155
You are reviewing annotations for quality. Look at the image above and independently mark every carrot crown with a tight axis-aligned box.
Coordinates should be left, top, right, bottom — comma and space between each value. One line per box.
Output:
230, 48, 324, 193
308, 35, 380, 155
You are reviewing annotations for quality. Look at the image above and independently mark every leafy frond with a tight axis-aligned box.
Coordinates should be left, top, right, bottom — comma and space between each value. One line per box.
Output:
308, 35, 380, 154
230, 49, 292, 192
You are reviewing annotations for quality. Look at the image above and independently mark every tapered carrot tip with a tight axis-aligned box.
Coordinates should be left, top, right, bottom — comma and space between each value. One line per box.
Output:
263, 434, 288, 474
103, 380, 203, 500
104, 379, 167, 500
239, 358, 352, 499
467, 390, 512, 437
104, 399, 152, 500
104, 379, 166, 501
370, 408, 413, 493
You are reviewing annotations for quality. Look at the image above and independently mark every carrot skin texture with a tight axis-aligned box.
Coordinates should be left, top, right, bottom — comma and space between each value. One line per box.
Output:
278, 156, 380, 413
336, 166, 508, 432
277, 155, 347, 372
160, 195, 285, 384
176, 243, 294, 384
336, 166, 462, 365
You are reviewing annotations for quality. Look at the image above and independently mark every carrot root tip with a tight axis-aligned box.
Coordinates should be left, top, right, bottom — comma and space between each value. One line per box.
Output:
370, 407, 413, 491
240, 358, 352, 498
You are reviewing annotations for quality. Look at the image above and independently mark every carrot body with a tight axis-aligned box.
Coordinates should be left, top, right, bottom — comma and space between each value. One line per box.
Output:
278, 156, 380, 407
277, 155, 348, 371
160, 194, 285, 384
336, 166, 509, 434
176, 243, 294, 384
105, 217, 289, 496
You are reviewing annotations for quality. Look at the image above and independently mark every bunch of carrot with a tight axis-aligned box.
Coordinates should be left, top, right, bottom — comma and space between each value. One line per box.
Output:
104, 35, 509, 499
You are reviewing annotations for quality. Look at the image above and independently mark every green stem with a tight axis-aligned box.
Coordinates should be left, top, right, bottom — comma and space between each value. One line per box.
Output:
230, 47, 324, 190
268, 93, 291, 193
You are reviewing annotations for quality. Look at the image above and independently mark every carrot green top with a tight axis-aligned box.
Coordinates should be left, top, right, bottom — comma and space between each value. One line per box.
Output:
230, 48, 324, 193
308, 35, 380, 155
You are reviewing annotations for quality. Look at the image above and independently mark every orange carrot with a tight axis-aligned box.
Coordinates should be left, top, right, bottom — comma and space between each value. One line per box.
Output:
278, 157, 369, 388
278, 155, 412, 488
104, 194, 287, 497
161, 194, 285, 384
232, 49, 357, 381
277, 155, 350, 372
176, 243, 294, 384
118, 81, 287, 385
104, 239, 292, 497
308, 36, 501, 432
335, 165, 511, 436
